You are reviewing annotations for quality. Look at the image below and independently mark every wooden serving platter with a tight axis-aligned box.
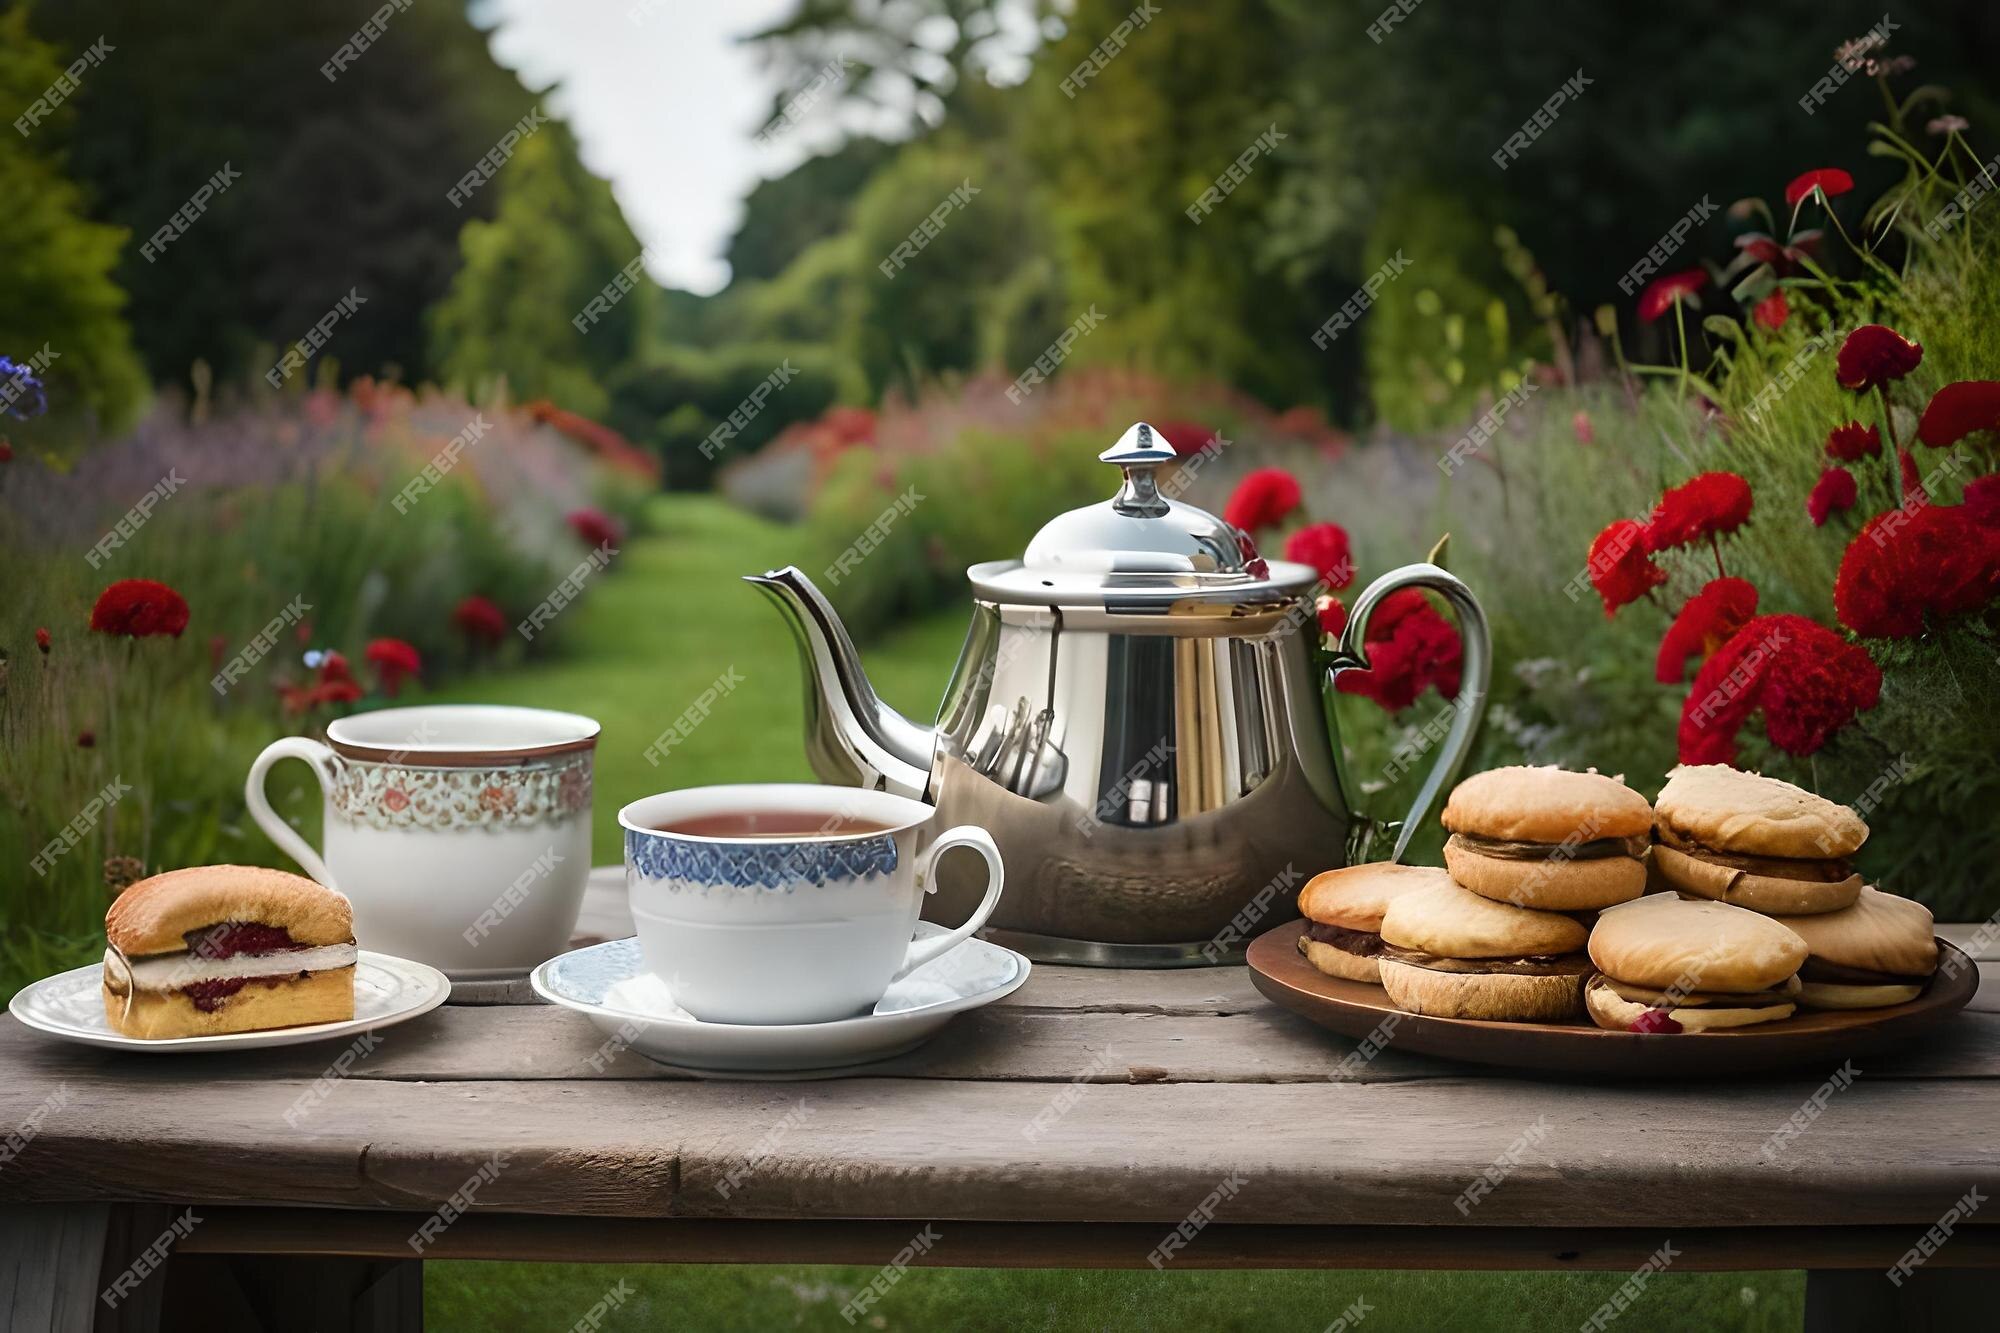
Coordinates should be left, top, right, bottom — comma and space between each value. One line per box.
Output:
1246, 919, 1979, 1077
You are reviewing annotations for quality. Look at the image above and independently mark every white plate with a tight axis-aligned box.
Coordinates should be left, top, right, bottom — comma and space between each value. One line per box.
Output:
531, 925, 1030, 1077
8, 951, 451, 1053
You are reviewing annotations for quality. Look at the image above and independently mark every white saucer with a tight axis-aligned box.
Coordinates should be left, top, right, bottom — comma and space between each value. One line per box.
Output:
530, 925, 1030, 1077
8, 951, 451, 1053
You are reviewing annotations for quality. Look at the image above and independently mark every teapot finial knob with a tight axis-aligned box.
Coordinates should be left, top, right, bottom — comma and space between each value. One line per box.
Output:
1101, 421, 1175, 517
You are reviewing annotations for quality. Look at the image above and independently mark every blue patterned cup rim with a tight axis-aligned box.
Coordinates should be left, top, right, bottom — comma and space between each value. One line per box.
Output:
618, 783, 934, 844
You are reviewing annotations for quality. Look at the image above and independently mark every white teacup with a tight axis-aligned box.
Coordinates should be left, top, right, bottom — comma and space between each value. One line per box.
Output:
621, 784, 1004, 1025
246, 704, 598, 974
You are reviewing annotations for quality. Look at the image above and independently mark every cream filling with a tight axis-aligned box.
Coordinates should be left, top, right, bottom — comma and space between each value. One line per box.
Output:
105, 942, 358, 993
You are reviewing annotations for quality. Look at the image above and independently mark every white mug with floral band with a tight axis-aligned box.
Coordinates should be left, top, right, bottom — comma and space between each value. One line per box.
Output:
245, 704, 598, 975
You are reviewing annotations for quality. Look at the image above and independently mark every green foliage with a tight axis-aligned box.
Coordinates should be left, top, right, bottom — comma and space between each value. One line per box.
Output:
429, 129, 651, 419
26, 0, 606, 390
725, 138, 896, 284
1361, 185, 1544, 432
604, 344, 844, 488
0, 8, 146, 430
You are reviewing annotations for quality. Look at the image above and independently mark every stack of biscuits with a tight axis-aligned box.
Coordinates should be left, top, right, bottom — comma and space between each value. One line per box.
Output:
1295, 762, 1941, 1033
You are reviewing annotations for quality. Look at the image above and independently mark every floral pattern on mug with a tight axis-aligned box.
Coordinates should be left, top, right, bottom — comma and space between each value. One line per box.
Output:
331, 753, 592, 831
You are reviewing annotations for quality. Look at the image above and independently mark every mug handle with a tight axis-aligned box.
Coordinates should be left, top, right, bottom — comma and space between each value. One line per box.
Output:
892, 825, 1004, 980
245, 737, 342, 890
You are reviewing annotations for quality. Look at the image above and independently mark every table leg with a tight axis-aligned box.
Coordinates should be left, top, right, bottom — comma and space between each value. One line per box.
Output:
1804, 1267, 1997, 1332
156, 1253, 421, 1332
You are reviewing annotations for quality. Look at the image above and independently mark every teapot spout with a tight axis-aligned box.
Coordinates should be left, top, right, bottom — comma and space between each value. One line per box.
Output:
743, 566, 935, 800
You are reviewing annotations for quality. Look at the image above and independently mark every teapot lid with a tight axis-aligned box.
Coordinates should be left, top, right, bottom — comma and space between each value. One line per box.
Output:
967, 422, 1317, 608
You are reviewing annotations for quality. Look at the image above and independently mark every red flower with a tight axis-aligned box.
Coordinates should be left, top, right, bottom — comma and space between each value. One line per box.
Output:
1224, 468, 1302, 532
1915, 380, 2000, 448
1638, 269, 1707, 323
1965, 475, 2000, 527
1316, 593, 1349, 639
281, 652, 366, 714
89, 579, 190, 639
566, 507, 623, 550
1336, 590, 1462, 713
1678, 614, 1879, 764
77, 729, 95, 748
1572, 411, 1595, 445
1586, 519, 1668, 617
452, 595, 508, 646
1656, 577, 1758, 684
1283, 522, 1354, 589
1823, 421, 1881, 461
1836, 324, 1922, 391
1898, 450, 1926, 505
1153, 420, 1219, 457
364, 638, 423, 696
1835, 503, 2000, 638
34, 626, 50, 655
1807, 467, 1858, 526
1734, 232, 1820, 273
1784, 168, 1854, 207
1646, 473, 1754, 552
0, 440, 12, 463
1751, 290, 1789, 330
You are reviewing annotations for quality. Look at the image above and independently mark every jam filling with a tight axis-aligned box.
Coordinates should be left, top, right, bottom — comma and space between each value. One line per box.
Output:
1453, 833, 1646, 862
183, 921, 299, 960
1302, 923, 1385, 956
177, 974, 311, 1013
1627, 1009, 1683, 1035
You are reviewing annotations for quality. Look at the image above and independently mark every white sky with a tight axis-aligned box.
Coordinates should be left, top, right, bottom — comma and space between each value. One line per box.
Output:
478, 0, 809, 296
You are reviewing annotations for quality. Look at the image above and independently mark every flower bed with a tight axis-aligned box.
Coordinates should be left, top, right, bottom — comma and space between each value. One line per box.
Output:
0, 383, 651, 991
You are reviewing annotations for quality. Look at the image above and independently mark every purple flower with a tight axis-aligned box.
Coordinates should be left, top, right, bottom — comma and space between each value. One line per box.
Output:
0, 357, 48, 419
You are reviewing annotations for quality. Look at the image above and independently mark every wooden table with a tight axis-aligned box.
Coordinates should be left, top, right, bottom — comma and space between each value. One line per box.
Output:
3, 869, 1996, 1332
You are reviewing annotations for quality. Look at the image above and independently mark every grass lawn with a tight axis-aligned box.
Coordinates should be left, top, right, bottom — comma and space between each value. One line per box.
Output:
421, 494, 1805, 1331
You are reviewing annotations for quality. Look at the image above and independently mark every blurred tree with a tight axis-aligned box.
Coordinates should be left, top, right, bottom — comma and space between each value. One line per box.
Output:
745, 0, 1056, 135
1021, 0, 1325, 410
24, 0, 626, 392
429, 129, 651, 419
726, 137, 896, 284
0, 8, 146, 429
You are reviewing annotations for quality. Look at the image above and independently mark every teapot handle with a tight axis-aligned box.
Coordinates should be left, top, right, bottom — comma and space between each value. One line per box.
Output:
1324, 562, 1490, 864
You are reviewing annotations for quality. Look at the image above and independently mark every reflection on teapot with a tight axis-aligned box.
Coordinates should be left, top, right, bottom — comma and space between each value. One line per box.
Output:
749, 422, 1490, 966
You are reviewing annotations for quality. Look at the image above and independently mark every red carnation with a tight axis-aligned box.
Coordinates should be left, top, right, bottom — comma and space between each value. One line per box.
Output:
1284, 522, 1355, 589
89, 579, 190, 639
1915, 380, 2000, 448
1316, 593, 1349, 639
1835, 503, 2000, 638
1224, 468, 1302, 532
283, 651, 366, 714
1752, 290, 1789, 330
364, 638, 423, 696
1965, 475, 2000, 527
452, 595, 508, 646
566, 507, 623, 550
1336, 589, 1462, 713
1785, 168, 1854, 207
1638, 269, 1706, 323
1678, 614, 1879, 765
1646, 473, 1754, 552
1586, 518, 1668, 617
1572, 411, 1594, 445
1807, 467, 1858, 527
35, 626, 50, 655
1836, 324, 1923, 392
1656, 577, 1758, 684
1824, 421, 1881, 461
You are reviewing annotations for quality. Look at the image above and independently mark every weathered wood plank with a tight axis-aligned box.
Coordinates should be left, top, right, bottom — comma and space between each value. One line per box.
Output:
1, 1072, 1996, 1229
8, 996, 1998, 1090
173, 1207, 2000, 1271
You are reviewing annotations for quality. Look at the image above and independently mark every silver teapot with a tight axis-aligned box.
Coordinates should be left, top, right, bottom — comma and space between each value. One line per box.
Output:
748, 422, 1490, 965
